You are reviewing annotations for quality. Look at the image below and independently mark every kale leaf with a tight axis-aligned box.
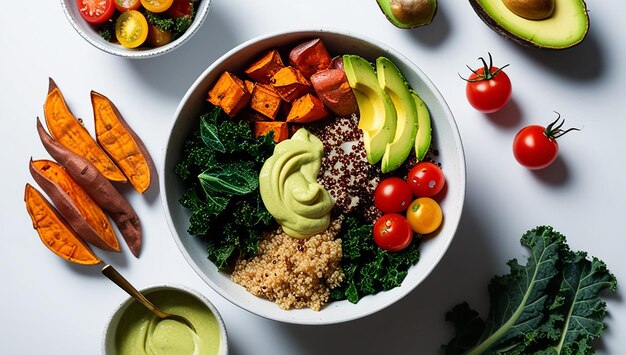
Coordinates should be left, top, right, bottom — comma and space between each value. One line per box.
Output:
442, 226, 617, 355
331, 215, 421, 304
176, 106, 277, 269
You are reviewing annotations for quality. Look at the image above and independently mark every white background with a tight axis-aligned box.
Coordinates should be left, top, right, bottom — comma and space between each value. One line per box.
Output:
2, 1, 625, 354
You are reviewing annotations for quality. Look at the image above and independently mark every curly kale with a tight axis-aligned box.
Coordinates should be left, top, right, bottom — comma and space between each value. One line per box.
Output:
330, 215, 421, 303
442, 226, 617, 355
176, 106, 277, 269
144, 1, 196, 39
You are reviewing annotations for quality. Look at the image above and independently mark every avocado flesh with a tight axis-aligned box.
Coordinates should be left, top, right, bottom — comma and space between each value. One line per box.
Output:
376, 0, 438, 29
470, 0, 588, 49
343, 55, 397, 165
377, 57, 418, 173
412, 92, 431, 161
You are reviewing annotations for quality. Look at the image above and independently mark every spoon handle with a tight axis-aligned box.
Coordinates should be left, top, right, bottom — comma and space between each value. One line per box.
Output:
101, 264, 167, 318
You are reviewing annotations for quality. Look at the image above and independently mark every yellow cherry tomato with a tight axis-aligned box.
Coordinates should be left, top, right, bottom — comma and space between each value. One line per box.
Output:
141, 0, 174, 13
115, 10, 148, 48
406, 197, 443, 235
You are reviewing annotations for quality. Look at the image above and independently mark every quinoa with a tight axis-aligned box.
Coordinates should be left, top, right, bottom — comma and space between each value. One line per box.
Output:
310, 114, 383, 223
231, 218, 344, 311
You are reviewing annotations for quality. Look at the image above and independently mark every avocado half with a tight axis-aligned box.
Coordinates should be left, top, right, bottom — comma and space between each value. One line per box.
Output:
377, 0, 438, 29
469, 0, 589, 49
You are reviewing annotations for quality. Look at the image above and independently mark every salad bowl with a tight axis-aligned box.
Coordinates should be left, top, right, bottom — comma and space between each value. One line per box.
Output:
60, 0, 211, 58
160, 29, 466, 324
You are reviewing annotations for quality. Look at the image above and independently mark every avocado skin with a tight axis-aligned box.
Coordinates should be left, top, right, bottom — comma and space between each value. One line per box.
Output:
468, 0, 589, 50
377, 0, 438, 29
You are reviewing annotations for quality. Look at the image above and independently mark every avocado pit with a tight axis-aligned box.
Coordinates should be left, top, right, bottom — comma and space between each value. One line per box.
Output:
502, 0, 555, 20
377, 0, 437, 28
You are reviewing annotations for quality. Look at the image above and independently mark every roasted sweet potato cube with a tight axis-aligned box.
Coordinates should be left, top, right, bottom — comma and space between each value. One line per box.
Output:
207, 71, 251, 117
286, 94, 329, 123
250, 84, 282, 120
244, 80, 256, 94
245, 49, 285, 84
254, 121, 289, 142
270, 66, 311, 102
289, 38, 333, 78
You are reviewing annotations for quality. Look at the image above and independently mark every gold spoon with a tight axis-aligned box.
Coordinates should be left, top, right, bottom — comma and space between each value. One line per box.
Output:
101, 264, 196, 333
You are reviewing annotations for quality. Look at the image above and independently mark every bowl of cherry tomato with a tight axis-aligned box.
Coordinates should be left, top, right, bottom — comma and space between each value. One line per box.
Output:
61, 0, 211, 58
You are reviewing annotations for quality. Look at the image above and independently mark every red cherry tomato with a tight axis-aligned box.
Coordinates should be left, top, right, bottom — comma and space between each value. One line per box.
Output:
167, 0, 192, 17
464, 53, 512, 113
374, 177, 413, 213
77, 0, 115, 24
407, 162, 445, 197
373, 214, 413, 252
513, 113, 579, 170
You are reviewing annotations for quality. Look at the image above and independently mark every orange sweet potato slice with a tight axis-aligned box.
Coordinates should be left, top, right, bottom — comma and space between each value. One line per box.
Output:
250, 84, 282, 120
24, 184, 101, 265
286, 94, 329, 123
245, 49, 286, 84
29, 159, 120, 252
44, 78, 126, 182
91, 91, 157, 194
37, 118, 142, 257
270, 66, 311, 102
207, 71, 252, 117
254, 121, 289, 143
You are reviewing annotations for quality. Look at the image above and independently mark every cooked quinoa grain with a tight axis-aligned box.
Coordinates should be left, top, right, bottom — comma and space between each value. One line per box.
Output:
231, 219, 344, 311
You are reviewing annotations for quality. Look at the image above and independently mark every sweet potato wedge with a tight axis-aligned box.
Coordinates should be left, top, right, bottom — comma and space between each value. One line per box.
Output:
250, 84, 282, 120
254, 121, 289, 143
44, 79, 126, 182
207, 71, 252, 117
310, 69, 359, 116
289, 38, 333, 78
245, 49, 286, 84
29, 159, 120, 252
36, 118, 142, 257
270, 66, 311, 102
91, 91, 157, 194
286, 94, 329, 123
24, 184, 101, 265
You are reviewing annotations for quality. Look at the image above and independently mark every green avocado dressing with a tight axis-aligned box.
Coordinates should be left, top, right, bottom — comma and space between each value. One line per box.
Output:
259, 128, 334, 238
115, 289, 221, 355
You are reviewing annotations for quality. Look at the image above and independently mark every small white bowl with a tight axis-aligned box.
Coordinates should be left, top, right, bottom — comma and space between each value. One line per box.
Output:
103, 284, 228, 355
161, 29, 466, 324
61, 0, 211, 58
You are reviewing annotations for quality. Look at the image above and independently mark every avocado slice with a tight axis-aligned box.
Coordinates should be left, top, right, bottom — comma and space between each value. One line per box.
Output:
469, 0, 589, 49
377, 57, 418, 173
343, 55, 397, 165
377, 0, 438, 29
412, 92, 431, 161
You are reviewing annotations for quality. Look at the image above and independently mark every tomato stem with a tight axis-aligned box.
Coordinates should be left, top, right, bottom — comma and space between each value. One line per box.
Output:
460, 52, 510, 82
545, 112, 580, 139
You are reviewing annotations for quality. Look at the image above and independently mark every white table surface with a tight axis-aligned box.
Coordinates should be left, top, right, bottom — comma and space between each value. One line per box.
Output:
2, 1, 625, 354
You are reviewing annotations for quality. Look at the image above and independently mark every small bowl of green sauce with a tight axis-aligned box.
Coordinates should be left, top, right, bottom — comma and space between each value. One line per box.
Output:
103, 284, 227, 355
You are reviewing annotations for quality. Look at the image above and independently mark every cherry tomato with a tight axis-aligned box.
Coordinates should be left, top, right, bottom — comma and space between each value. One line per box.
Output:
513, 113, 579, 170
407, 162, 445, 197
114, 0, 141, 11
167, 0, 192, 17
374, 177, 413, 213
77, 0, 115, 24
406, 198, 443, 235
115, 10, 149, 48
464, 53, 512, 113
141, 0, 174, 13
373, 214, 413, 252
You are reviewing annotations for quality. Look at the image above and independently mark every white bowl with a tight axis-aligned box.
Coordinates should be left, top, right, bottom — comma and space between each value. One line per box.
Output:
103, 284, 228, 355
160, 29, 466, 324
61, 0, 211, 58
